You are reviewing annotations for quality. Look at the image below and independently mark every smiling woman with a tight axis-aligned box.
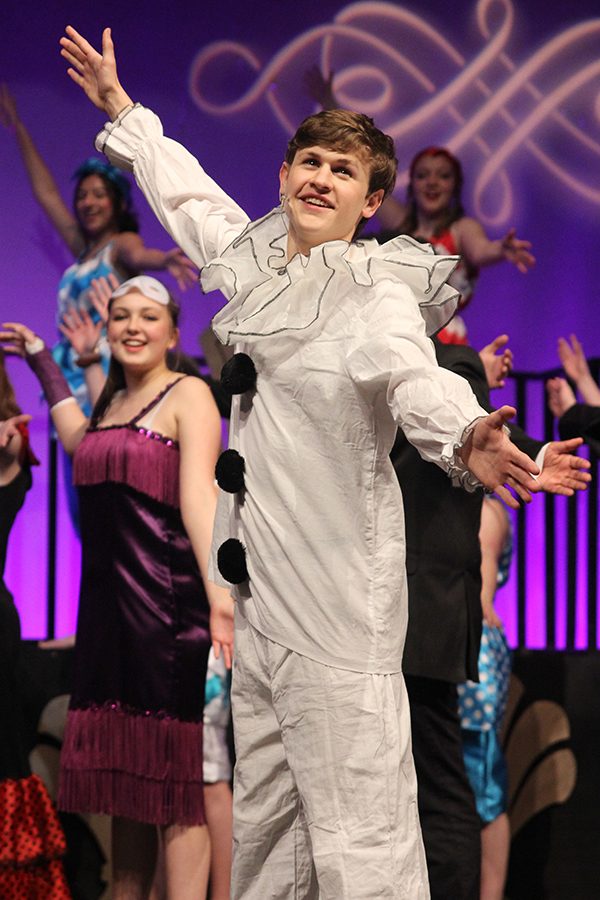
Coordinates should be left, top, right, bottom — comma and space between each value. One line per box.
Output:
0, 85, 197, 416
0, 276, 234, 900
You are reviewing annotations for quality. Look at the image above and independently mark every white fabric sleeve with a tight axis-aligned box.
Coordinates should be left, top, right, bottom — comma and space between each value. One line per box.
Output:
96, 105, 250, 266
347, 281, 487, 486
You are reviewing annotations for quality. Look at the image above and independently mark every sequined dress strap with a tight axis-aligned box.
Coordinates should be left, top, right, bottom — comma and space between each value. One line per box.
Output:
128, 377, 188, 427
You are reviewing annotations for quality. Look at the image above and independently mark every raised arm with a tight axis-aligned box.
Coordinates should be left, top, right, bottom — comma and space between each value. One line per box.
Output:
454, 218, 535, 273
557, 334, 600, 406
112, 234, 198, 291
60, 27, 249, 267
175, 377, 234, 667
0, 323, 88, 455
0, 84, 82, 255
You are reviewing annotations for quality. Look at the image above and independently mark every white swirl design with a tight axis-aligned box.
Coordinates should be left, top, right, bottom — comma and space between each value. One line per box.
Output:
189, 0, 600, 225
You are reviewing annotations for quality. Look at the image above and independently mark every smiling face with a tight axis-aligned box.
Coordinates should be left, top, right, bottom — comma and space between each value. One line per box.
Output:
107, 290, 178, 373
410, 153, 458, 220
279, 145, 384, 257
74, 173, 119, 240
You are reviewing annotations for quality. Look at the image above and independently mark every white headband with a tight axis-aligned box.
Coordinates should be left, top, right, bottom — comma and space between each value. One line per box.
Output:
111, 275, 170, 306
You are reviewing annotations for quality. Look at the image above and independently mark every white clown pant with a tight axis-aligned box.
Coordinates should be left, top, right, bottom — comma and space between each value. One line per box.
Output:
231, 613, 430, 899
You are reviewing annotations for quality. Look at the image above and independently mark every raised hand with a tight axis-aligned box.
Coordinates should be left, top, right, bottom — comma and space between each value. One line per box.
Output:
557, 334, 590, 384
546, 376, 576, 418
165, 248, 199, 291
537, 437, 591, 496
89, 272, 120, 323
59, 307, 103, 356
304, 65, 337, 110
59, 26, 133, 119
0, 321, 40, 356
0, 414, 32, 449
479, 334, 513, 390
501, 228, 535, 273
458, 406, 540, 509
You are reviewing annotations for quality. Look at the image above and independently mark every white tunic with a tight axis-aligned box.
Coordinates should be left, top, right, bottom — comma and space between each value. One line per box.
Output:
97, 106, 486, 674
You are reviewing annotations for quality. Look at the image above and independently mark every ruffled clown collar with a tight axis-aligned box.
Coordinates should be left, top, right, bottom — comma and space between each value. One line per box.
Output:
202, 206, 461, 346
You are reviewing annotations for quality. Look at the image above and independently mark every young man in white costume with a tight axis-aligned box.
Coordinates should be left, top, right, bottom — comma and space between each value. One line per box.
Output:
60, 27, 542, 900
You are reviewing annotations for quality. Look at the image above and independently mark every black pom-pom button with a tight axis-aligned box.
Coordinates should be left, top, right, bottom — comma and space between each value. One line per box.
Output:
215, 449, 246, 493
217, 538, 248, 584
221, 352, 257, 395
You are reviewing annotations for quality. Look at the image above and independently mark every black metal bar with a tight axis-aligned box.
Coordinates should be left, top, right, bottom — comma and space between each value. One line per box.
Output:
46, 424, 58, 640
566, 494, 577, 650
588, 454, 598, 650
515, 375, 527, 648
544, 397, 556, 649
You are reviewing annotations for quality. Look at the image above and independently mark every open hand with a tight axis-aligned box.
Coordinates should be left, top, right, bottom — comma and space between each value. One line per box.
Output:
304, 65, 337, 109
165, 248, 199, 291
557, 334, 590, 384
458, 406, 540, 508
479, 334, 513, 390
537, 437, 591, 496
59, 307, 103, 356
89, 272, 120, 323
501, 228, 535, 273
0, 322, 40, 357
60, 26, 133, 119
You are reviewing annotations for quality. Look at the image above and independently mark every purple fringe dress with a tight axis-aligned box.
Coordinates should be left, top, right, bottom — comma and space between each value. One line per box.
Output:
58, 382, 211, 826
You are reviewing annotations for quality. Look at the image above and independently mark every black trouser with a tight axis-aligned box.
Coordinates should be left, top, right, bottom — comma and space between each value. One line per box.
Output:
405, 674, 481, 900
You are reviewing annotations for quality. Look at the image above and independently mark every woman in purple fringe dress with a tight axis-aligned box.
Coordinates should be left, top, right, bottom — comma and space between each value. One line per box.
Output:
1, 276, 234, 900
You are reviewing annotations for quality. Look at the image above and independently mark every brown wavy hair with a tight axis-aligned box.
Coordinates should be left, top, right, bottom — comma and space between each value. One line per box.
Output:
286, 108, 398, 198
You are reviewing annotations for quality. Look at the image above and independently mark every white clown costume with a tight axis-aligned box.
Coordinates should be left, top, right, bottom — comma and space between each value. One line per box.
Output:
96, 105, 488, 900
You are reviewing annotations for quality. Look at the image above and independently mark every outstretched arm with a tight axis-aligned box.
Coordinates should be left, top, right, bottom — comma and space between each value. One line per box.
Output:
455, 218, 535, 273
0, 323, 88, 455
0, 83, 82, 255
60, 27, 249, 267
112, 234, 198, 291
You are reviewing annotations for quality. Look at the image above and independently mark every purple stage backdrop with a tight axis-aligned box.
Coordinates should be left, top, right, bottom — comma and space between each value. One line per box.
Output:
2, 0, 599, 640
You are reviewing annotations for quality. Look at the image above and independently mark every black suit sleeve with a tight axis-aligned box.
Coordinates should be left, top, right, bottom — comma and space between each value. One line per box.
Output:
559, 403, 600, 457
434, 342, 545, 460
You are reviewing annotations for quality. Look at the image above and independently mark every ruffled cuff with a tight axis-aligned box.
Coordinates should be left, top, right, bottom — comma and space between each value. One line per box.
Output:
95, 103, 158, 171
443, 416, 489, 492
